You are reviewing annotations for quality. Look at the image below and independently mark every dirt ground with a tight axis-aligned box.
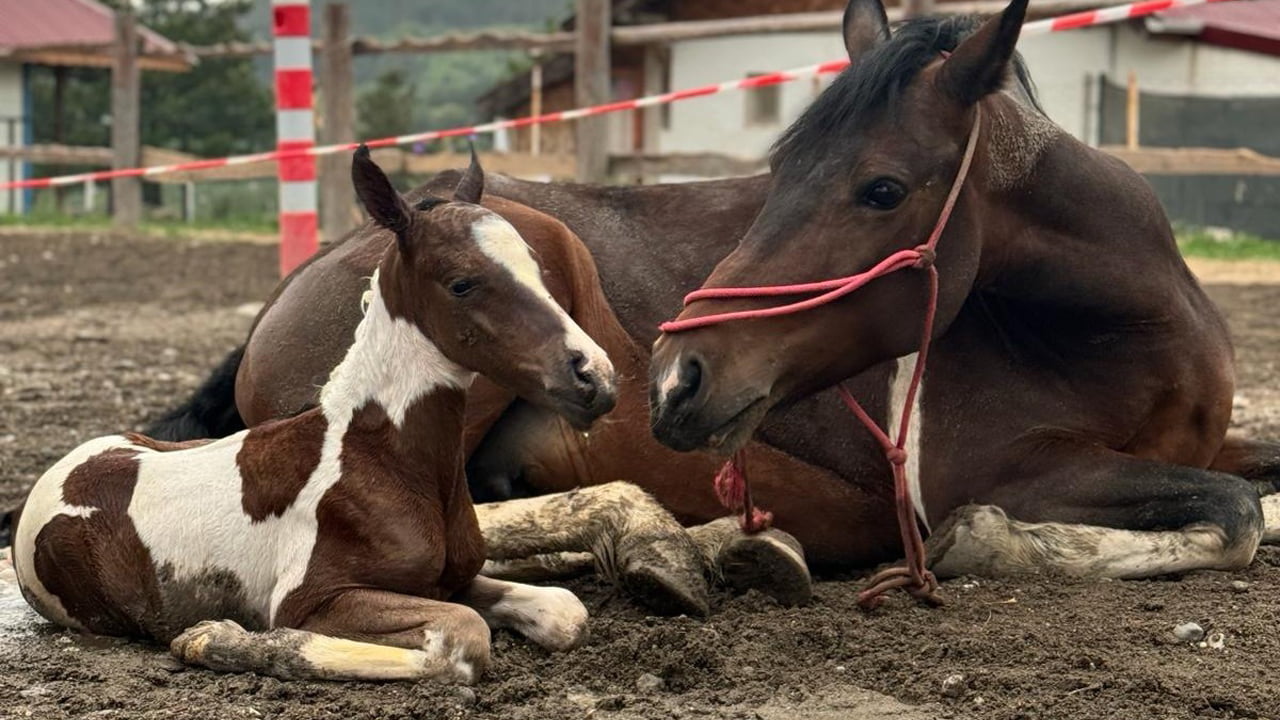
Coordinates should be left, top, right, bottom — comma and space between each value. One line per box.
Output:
1, 231, 1279, 720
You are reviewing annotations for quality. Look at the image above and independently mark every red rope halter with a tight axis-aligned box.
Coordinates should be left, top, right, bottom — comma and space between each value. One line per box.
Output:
659, 104, 982, 609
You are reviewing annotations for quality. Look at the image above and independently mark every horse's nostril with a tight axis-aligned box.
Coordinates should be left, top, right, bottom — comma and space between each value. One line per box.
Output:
570, 351, 592, 385
671, 355, 703, 408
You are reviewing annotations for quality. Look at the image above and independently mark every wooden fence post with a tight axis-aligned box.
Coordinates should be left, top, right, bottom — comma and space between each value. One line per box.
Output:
111, 10, 142, 229
319, 3, 355, 244
574, 0, 610, 183
1125, 70, 1140, 151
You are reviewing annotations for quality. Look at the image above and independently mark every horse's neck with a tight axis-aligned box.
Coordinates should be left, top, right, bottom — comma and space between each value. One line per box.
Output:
319, 278, 474, 489
974, 98, 1189, 320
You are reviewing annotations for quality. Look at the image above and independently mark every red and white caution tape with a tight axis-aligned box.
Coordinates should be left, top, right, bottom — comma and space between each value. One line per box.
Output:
0, 0, 1234, 194
1022, 0, 1229, 34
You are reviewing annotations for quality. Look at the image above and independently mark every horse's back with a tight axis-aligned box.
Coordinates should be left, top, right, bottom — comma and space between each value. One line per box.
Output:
15, 432, 276, 640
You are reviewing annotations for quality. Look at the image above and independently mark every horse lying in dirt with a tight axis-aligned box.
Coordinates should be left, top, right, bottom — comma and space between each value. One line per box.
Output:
11, 149, 616, 682
145, 0, 1280, 604
651, 0, 1280, 587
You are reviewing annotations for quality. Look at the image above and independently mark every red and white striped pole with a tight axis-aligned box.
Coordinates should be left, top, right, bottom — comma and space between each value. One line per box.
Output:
272, 0, 317, 277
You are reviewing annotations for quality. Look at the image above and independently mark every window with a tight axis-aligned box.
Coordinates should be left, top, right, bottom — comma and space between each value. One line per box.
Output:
745, 73, 781, 127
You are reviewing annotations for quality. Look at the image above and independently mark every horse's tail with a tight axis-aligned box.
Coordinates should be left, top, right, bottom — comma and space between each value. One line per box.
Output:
144, 346, 247, 441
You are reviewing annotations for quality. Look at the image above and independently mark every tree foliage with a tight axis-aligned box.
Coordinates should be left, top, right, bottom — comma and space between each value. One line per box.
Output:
30, 0, 272, 158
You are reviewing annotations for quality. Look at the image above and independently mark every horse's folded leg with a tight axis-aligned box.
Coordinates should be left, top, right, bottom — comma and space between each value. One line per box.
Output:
170, 620, 447, 682
688, 517, 812, 606
453, 575, 588, 652
927, 445, 1262, 579
475, 482, 709, 616
481, 552, 596, 582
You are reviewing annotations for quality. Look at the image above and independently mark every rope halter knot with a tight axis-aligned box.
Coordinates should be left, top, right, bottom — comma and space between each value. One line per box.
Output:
658, 104, 983, 609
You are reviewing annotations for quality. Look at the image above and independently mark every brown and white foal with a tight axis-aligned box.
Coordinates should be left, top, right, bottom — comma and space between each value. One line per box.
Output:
11, 147, 616, 682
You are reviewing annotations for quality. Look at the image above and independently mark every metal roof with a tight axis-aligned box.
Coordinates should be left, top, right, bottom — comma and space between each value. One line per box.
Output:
1149, 0, 1280, 56
0, 0, 191, 70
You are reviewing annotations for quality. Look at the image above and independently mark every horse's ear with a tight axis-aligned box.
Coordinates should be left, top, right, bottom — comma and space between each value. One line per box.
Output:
352, 145, 413, 249
938, 0, 1028, 106
454, 144, 484, 204
842, 0, 889, 62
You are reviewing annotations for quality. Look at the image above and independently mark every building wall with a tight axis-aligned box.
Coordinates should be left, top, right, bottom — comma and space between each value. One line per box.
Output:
658, 32, 848, 158
658, 26, 1280, 157
0, 61, 25, 214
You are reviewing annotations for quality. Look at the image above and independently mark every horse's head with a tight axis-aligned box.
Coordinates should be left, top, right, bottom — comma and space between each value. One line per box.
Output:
351, 146, 617, 429
651, 0, 1029, 453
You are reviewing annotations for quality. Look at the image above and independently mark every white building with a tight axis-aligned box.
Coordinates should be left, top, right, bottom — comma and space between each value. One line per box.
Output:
658, 2, 1280, 155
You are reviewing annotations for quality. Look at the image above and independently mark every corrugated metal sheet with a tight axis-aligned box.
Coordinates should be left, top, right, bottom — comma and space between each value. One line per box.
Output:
0, 0, 177, 55
1153, 0, 1280, 54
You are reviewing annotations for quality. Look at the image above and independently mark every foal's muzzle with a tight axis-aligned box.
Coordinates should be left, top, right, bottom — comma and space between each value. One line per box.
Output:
547, 350, 617, 430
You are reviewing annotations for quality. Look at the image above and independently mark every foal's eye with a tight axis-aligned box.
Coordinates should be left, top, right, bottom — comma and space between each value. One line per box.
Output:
448, 279, 478, 298
860, 178, 907, 210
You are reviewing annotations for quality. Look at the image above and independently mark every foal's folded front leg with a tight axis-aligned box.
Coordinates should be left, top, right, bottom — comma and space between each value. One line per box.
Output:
171, 590, 492, 683
453, 575, 588, 651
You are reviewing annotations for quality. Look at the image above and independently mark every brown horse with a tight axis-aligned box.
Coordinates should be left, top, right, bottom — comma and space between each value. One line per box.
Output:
11, 149, 616, 681
652, 0, 1278, 579
144, 0, 1280, 591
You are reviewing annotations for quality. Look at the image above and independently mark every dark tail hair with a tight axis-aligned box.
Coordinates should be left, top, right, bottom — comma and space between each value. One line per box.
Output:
144, 346, 248, 441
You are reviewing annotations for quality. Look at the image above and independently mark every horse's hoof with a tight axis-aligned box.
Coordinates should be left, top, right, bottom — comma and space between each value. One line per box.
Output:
717, 528, 813, 607
170, 619, 248, 667
620, 561, 710, 617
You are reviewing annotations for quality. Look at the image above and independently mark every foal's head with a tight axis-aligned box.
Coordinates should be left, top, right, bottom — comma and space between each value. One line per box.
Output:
652, 0, 1033, 452
352, 147, 616, 428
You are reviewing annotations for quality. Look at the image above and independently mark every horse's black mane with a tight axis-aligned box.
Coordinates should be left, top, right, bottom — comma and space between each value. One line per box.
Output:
770, 15, 1040, 175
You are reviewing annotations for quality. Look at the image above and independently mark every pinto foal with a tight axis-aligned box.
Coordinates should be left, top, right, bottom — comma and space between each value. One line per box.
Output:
11, 148, 616, 682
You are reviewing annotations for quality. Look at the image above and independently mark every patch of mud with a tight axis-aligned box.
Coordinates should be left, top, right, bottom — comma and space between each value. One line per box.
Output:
1, 233, 1279, 720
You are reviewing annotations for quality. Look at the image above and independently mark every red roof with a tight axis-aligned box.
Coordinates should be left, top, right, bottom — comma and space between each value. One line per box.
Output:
1151, 0, 1280, 57
0, 0, 185, 67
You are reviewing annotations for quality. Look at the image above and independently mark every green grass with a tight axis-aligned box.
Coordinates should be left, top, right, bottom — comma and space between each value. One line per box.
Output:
1176, 227, 1280, 261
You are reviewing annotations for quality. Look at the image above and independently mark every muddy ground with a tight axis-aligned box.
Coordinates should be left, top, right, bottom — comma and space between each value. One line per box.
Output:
1, 231, 1278, 720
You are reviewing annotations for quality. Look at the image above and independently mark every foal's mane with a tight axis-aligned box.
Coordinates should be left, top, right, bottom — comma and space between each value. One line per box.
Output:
771, 15, 1041, 174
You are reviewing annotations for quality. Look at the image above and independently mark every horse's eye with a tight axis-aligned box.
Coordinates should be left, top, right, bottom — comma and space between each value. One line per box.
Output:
860, 179, 907, 210
448, 278, 478, 298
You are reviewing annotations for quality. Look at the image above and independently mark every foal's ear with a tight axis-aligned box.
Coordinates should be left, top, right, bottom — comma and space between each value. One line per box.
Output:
938, 0, 1028, 106
842, 0, 889, 62
454, 145, 484, 204
352, 145, 412, 241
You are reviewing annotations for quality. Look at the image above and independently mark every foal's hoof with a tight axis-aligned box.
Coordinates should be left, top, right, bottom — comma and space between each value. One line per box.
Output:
718, 528, 812, 607
170, 619, 249, 669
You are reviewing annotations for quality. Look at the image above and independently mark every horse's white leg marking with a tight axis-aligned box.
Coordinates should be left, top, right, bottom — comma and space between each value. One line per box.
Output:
889, 352, 927, 530
12, 434, 130, 630
1261, 494, 1280, 544
459, 575, 588, 652
472, 215, 613, 383
171, 616, 487, 683
929, 505, 1260, 579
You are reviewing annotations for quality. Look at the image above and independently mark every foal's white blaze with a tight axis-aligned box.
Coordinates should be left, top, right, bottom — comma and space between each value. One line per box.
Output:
471, 215, 613, 383
889, 352, 928, 530
13, 434, 127, 631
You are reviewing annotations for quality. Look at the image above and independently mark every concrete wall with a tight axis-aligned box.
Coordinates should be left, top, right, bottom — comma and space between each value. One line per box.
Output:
0, 61, 25, 214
